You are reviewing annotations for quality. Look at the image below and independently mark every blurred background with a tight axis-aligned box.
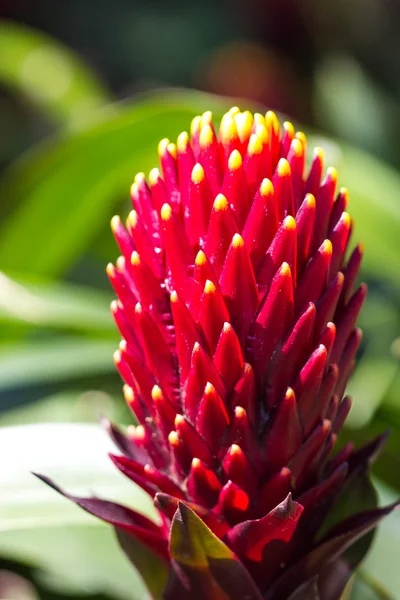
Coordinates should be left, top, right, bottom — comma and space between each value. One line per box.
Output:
0, 0, 399, 598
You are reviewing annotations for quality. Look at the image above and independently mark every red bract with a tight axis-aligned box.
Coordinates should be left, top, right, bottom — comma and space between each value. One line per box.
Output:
38, 108, 397, 599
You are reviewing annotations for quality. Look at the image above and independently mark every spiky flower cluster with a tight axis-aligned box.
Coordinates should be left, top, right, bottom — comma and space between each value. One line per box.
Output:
39, 108, 394, 600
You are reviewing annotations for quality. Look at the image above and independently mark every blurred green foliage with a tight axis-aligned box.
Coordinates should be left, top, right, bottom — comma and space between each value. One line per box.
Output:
0, 5, 399, 599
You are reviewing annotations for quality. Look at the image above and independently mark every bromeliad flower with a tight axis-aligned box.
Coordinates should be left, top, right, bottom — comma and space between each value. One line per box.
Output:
38, 108, 397, 599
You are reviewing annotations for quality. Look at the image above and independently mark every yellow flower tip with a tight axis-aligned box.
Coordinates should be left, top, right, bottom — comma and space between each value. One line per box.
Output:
106, 262, 115, 278
135, 302, 143, 314
326, 321, 336, 334
228, 106, 241, 116
110, 215, 121, 232
174, 414, 185, 428
291, 138, 303, 158
133, 425, 145, 442
280, 262, 292, 277
195, 249, 207, 266
228, 149, 242, 171
277, 158, 291, 176
322, 419, 332, 434
168, 431, 180, 446
167, 142, 177, 159
160, 203, 172, 221
191, 163, 205, 184
235, 110, 253, 142
223, 321, 232, 333
305, 193, 316, 209
229, 443, 242, 456
134, 172, 146, 184
232, 233, 245, 249
170, 290, 178, 303
204, 279, 216, 295
158, 138, 170, 156
177, 131, 189, 153
283, 121, 295, 136
128, 209, 138, 228
285, 387, 295, 401
113, 349, 122, 364
119, 339, 127, 352
340, 186, 349, 202
220, 114, 239, 143
201, 110, 213, 125
283, 215, 296, 231
254, 112, 265, 126
204, 382, 215, 397
149, 167, 160, 186
192, 457, 201, 469
213, 193, 228, 212
265, 110, 279, 134
358, 241, 365, 255
337, 271, 345, 286
130, 181, 138, 197
295, 131, 307, 147
151, 385, 163, 402
234, 406, 247, 418
341, 212, 351, 229
327, 166, 338, 182
322, 239, 333, 255
199, 123, 214, 149
110, 299, 118, 313
248, 133, 263, 156
131, 251, 141, 266
116, 256, 125, 271
243, 362, 252, 375
123, 385, 135, 403
255, 123, 268, 144
260, 178, 274, 197
190, 115, 201, 137
313, 147, 324, 162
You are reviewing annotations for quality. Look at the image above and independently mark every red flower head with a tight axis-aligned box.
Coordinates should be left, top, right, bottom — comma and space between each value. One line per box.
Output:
38, 108, 396, 600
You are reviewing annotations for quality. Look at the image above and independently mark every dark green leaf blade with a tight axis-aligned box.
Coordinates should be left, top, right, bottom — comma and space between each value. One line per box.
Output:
116, 528, 168, 600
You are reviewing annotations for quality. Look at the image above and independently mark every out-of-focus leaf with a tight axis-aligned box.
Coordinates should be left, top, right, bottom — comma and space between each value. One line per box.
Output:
0, 90, 229, 277
0, 338, 116, 391
166, 502, 263, 600
0, 390, 126, 427
0, 423, 155, 530
346, 350, 398, 429
351, 573, 393, 600
0, 423, 154, 599
116, 529, 168, 600
0, 272, 114, 334
0, 20, 109, 128
360, 480, 400, 599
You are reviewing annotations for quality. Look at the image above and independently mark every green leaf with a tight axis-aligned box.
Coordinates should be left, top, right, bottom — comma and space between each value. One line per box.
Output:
351, 573, 394, 600
166, 502, 263, 600
0, 337, 116, 391
0, 20, 109, 128
0, 272, 115, 334
0, 90, 229, 278
116, 529, 168, 600
360, 480, 400, 599
0, 423, 155, 599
